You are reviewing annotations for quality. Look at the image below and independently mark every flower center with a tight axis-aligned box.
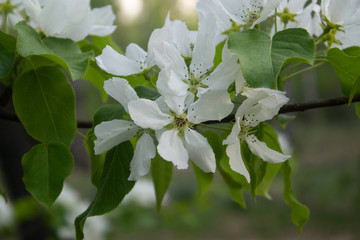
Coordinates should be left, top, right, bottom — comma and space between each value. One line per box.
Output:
238, 114, 259, 143
182, 64, 211, 95
277, 7, 298, 26
0, 0, 17, 14
234, 1, 263, 28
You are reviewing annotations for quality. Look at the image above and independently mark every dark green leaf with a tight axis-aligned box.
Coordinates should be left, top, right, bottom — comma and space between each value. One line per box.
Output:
93, 104, 126, 126
356, 103, 360, 119
15, 22, 92, 80
75, 141, 135, 240
327, 48, 360, 97
151, 154, 172, 210
282, 161, 309, 233
228, 28, 314, 88
135, 86, 160, 100
22, 143, 73, 207
349, 77, 360, 104
13, 66, 76, 146
83, 62, 111, 102
0, 31, 16, 79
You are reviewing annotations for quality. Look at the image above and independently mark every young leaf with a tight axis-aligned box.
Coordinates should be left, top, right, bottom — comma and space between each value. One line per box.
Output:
13, 66, 76, 146
281, 161, 310, 233
75, 141, 135, 240
22, 143, 74, 208
327, 47, 360, 97
15, 22, 92, 80
151, 154, 173, 210
228, 28, 314, 88
0, 31, 16, 80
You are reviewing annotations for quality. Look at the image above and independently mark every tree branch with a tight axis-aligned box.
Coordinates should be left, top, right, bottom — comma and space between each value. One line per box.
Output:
0, 95, 359, 128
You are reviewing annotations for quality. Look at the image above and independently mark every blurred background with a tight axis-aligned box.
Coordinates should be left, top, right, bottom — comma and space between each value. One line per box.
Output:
0, 0, 360, 239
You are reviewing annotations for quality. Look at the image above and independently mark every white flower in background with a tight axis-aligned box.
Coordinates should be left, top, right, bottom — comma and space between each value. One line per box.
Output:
96, 42, 155, 77
218, 0, 283, 29
128, 90, 234, 173
0, 0, 24, 26
320, 0, 360, 48
93, 77, 157, 181
223, 87, 290, 182
23, 0, 116, 42
274, 0, 322, 36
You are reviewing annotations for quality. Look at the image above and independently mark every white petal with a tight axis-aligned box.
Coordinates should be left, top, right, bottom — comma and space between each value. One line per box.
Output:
94, 120, 139, 154
128, 132, 156, 181
90, 5, 116, 36
24, 0, 42, 22
103, 77, 139, 113
184, 129, 216, 172
157, 129, 189, 169
164, 16, 192, 57
157, 68, 188, 97
226, 139, 250, 183
188, 90, 234, 124
125, 43, 147, 63
246, 135, 291, 163
128, 99, 172, 130
96, 45, 141, 76
38, 0, 67, 37
254, 0, 283, 26
223, 119, 241, 145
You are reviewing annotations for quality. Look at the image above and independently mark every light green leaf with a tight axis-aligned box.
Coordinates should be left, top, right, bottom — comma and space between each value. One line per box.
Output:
282, 161, 309, 233
151, 154, 172, 210
15, 22, 92, 80
192, 163, 214, 197
13, 66, 76, 146
276, 114, 296, 129
91, 35, 123, 54
228, 28, 315, 88
0, 31, 16, 80
349, 77, 360, 104
83, 62, 111, 102
75, 141, 135, 240
327, 47, 360, 97
22, 143, 73, 208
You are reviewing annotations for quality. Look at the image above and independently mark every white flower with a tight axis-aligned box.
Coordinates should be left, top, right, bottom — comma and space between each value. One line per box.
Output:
320, 0, 360, 48
128, 90, 234, 173
93, 77, 157, 181
23, 0, 116, 42
223, 87, 291, 182
0, 0, 24, 26
96, 42, 155, 77
218, 0, 283, 29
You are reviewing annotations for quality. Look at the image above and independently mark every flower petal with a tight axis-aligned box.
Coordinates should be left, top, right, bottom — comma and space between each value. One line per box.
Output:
125, 43, 147, 63
128, 99, 172, 130
94, 120, 139, 154
184, 128, 216, 172
157, 129, 189, 169
96, 45, 141, 76
223, 119, 241, 145
188, 90, 234, 124
104, 77, 139, 112
90, 5, 116, 36
226, 139, 250, 183
246, 134, 291, 163
128, 132, 156, 181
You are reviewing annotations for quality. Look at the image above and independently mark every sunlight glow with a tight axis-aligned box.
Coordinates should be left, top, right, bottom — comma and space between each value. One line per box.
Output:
176, 0, 197, 16
117, 0, 144, 24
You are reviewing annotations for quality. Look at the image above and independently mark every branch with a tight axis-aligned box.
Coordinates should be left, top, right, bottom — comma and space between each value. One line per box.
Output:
0, 95, 359, 128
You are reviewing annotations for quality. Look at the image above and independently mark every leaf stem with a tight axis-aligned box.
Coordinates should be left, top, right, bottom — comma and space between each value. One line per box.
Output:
197, 123, 231, 131
282, 62, 325, 82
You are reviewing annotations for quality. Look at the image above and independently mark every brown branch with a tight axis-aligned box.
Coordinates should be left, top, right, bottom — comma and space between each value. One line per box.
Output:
0, 95, 359, 128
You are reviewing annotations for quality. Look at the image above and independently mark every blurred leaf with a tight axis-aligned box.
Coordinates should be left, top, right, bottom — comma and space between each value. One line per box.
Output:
151, 154, 172, 210
276, 114, 296, 128
15, 21, 93, 80
0, 183, 6, 201
192, 163, 214, 197
22, 143, 73, 208
282, 161, 310, 233
13, 66, 76, 146
213, 40, 225, 68
135, 85, 160, 100
349, 77, 360, 104
93, 104, 126, 126
356, 103, 360, 119
228, 28, 314, 88
75, 141, 135, 240
91, 35, 123, 54
83, 61, 112, 102
327, 47, 360, 97
0, 31, 16, 80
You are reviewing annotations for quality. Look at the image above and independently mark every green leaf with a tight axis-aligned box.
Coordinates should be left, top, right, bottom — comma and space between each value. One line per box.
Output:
134, 86, 160, 100
15, 22, 92, 80
22, 143, 74, 208
83, 62, 110, 102
91, 35, 123, 54
75, 141, 135, 240
228, 28, 315, 88
151, 154, 173, 210
276, 114, 296, 128
356, 103, 360, 119
327, 47, 360, 96
0, 31, 16, 79
93, 104, 126, 126
281, 161, 309, 233
192, 163, 214, 197
349, 77, 360, 104
13, 66, 76, 146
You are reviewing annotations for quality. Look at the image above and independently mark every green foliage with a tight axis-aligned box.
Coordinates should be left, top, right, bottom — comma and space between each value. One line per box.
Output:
83, 62, 111, 102
22, 143, 74, 208
135, 85, 160, 100
75, 141, 135, 240
151, 154, 173, 210
228, 28, 315, 88
192, 163, 214, 197
12, 66, 76, 146
0, 30, 16, 80
281, 161, 310, 233
327, 47, 360, 99
93, 104, 126, 126
14, 22, 93, 80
